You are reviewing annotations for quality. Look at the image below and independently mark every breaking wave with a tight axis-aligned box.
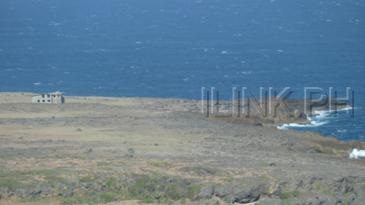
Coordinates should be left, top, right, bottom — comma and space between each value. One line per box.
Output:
277, 106, 354, 130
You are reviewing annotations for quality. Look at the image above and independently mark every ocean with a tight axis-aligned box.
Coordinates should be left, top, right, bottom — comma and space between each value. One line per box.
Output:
0, 0, 364, 140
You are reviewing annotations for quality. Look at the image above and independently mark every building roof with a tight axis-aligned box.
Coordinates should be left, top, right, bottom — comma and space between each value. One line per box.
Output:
32, 91, 64, 97
51, 91, 63, 95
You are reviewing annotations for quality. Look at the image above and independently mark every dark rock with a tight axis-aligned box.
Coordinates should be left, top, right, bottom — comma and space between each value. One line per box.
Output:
309, 176, 323, 185
198, 184, 215, 199
127, 148, 135, 158
80, 182, 94, 191
305, 195, 337, 205
232, 189, 260, 203
336, 176, 355, 194
296, 179, 305, 189
40, 186, 52, 197
269, 162, 276, 167
298, 112, 307, 119
29, 187, 42, 198
213, 186, 228, 198
254, 122, 264, 127
231, 184, 266, 203
192, 199, 220, 205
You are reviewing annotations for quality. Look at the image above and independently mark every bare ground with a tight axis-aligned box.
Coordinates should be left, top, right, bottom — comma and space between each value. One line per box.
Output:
0, 92, 364, 205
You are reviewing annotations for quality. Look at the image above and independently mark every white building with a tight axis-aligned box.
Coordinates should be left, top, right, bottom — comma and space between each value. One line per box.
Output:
32, 91, 65, 104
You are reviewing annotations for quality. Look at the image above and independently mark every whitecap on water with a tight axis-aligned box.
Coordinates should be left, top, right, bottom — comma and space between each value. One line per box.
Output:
240, 71, 252, 75
48, 21, 62, 27
33, 82, 41, 86
337, 129, 347, 133
221, 50, 229, 55
82, 48, 115, 53
233, 33, 243, 37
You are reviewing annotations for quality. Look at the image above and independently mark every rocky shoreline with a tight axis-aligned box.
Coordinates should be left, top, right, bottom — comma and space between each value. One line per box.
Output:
0, 92, 364, 205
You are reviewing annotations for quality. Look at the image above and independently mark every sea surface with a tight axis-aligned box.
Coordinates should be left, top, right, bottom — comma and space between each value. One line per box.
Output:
0, 0, 364, 140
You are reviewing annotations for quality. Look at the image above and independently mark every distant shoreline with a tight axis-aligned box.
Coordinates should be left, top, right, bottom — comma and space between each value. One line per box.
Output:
0, 91, 360, 142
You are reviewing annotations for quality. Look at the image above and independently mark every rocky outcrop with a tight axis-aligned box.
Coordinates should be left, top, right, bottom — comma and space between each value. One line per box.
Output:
198, 183, 269, 203
196, 176, 365, 205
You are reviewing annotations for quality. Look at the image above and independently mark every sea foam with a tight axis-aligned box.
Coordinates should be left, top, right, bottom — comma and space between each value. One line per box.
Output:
277, 106, 353, 130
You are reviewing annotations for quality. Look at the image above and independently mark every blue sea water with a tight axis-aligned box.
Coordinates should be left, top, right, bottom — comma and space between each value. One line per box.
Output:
0, 0, 364, 140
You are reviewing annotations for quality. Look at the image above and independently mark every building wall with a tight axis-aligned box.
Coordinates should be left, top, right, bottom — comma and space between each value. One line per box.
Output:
32, 94, 65, 104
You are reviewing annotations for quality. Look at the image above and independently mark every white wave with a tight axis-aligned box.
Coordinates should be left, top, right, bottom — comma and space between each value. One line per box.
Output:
313, 110, 330, 117
336, 129, 347, 133
221, 50, 229, 55
82, 48, 116, 53
321, 106, 353, 113
276, 125, 289, 130
310, 106, 354, 120
48, 21, 62, 27
277, 106, 355, 131
240, 71, 252, 75
336, 106, 354, 111
277, 120, 328, 130
277, 110, 331, 130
